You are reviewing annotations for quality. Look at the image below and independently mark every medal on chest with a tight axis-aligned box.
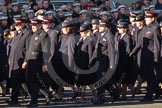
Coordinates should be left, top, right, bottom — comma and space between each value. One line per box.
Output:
35, 36, 38, 41
102, 38, 107, 42
145, 31, 151, 36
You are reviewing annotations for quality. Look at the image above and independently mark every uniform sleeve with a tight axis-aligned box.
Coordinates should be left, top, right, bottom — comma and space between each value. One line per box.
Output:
41, 33, 51, 65
126, 35, 131, 54
108, 36, 116, 68
24, 31, 32, 62
68, 36, 77, 68
153, 27, 161, 61
88, 40, 95, 64
89, 36, 99, 67
130, 36, 143, 56
49, 31, 59, 62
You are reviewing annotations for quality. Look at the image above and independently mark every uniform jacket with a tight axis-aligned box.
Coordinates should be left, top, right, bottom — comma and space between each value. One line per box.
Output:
9, 27, 32, 78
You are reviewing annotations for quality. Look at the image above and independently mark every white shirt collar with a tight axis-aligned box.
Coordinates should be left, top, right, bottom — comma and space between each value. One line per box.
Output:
120, 33, 126, 39
101, 32, 106, 37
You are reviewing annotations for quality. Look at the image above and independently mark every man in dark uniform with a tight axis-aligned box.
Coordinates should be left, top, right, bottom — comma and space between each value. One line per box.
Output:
91, 20, 119, 104
8, 18, 32, 105
133, 14, 146, 94
42, 18, 63, 102
22, 18, 51, 107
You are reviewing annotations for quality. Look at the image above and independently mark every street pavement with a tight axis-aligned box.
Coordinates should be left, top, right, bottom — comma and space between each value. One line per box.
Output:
0, 84, 162, 108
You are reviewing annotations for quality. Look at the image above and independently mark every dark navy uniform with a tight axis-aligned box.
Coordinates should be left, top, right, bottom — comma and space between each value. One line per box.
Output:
8, 26, 32, 104
131, 22, 161, 100
58, 33, 77, 85
25, 27, 50, 105
0, 33, 4, 82
115, 32, 133, 84
47, 29, 61, 92
76, 35, 96, 86
91, 27, 118, 104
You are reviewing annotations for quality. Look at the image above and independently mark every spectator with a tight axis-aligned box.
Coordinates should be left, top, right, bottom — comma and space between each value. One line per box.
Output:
42, 0, 53, 11
142, 0, 152, 7
99, 0, 111, 11
31, 3, 39, 12
134, 1, 144, 10
118, 5, 129, 20
155, 0, 162, 10
10, 2, 21, 18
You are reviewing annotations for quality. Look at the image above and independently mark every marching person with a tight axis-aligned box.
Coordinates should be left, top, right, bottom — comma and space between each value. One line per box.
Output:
7, 18, 32, 105
3, 27, 16, 95
130, 12, 162, 102
115, 21, 135, 100
91, 20, 119, 104
58, 19, 79, 100
22, 18, 51, 107
133, 14, 146, 94
42, 18, 63, 102
76, 23, 97, 101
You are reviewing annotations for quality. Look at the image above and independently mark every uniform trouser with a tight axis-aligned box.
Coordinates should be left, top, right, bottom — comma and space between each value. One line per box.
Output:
27, 82, 40, 104
21, 83, 30, 96
97, 81, 118, 100
145, 78, 160, 99
11, 79, 23, 102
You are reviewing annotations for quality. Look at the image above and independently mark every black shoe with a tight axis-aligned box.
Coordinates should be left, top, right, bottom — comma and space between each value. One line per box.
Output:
140, 97, 153, 102
110, 92, 120, 103
118, 97, 127, 101
132, 91, 135, 98
7, 100, 18, 106
93, 98, 104, 105
72, 92, 81, 100
135, 89, 142, 94
54, 97, 62, 102
27, 102, 38, 107
154, 93, 161, 100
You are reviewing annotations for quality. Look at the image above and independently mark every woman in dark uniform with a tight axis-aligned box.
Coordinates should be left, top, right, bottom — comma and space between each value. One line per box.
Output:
115, 22, 135, 100
76, 23, 97, 100
58, 19, 77, 86
3, 27, 15, 95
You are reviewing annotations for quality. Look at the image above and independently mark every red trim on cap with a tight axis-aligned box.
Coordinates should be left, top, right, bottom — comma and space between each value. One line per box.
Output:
146, 13, 156, 17
15, 19, 25, 23
130, 13, 136, 17
31, 20, 42, 24
99, 20, 110, 27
